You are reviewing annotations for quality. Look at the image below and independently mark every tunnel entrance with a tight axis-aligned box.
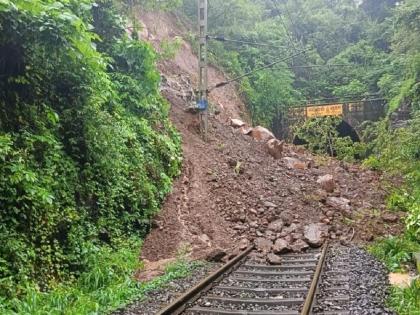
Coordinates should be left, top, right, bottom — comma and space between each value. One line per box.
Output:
337, 120, 360, 142
292, 119, 360, 146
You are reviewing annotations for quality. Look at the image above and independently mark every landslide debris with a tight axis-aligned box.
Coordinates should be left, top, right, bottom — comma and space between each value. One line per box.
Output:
137, 11, 403, 266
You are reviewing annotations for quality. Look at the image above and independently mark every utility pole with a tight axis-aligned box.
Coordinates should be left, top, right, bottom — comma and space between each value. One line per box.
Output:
197, 0, 208, 139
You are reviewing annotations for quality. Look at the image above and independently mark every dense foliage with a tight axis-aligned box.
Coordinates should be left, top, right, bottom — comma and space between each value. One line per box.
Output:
179, 0, 419, 133
0, 0, 181, 304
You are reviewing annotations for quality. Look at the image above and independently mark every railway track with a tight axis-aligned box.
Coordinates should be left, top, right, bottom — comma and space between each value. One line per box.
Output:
156, 242, 351, 315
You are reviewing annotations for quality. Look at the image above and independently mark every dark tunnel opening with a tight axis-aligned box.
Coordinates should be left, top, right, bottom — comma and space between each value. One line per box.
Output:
337, 120, 360, 142
293, 119, 360, 145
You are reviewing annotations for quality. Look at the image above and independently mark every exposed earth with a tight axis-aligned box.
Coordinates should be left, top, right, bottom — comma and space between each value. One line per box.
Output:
136, 12, 403, 274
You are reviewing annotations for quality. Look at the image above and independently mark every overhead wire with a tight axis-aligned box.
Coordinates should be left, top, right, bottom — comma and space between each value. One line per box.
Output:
210, 48, 310, 91
207, 35, 286, 49
290, 94, 383, 106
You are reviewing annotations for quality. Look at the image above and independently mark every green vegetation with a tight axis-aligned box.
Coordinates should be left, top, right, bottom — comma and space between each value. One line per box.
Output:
368, 237, 420, 272
0, 0, 182, 312
293, 117, 366, 162
0, 238, 202, 314
178, 0, 419, 137
388, 280, 420, 315
1, 0, 419, 313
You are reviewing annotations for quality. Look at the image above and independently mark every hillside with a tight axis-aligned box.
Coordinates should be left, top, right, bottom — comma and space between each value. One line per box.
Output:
137, 11, 403, 266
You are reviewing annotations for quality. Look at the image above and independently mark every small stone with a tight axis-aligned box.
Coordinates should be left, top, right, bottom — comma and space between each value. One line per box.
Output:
266, 139, 284, 160
326, 196, 351, 212
254, 237, 273, 254
204, 248, 226, 262
230, 118, 246, 128
317, 174, 335, 193
272, 238, 290, 254
267, 253, 282, 265
282, 157, 307, 170
382, 213, 399, 223
279, 211, 294, 226
249, 208, 258, 215
263, 201, 277, 208
303, 223, 329, 248
267, 219, 284, 233
283, 223, 300, 234
289, 239, 309, 252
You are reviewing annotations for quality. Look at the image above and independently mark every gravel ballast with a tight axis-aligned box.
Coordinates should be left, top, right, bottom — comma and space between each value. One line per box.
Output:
112, 262, 219, 315
314, 245, 395, 315
115, 246, 395, 315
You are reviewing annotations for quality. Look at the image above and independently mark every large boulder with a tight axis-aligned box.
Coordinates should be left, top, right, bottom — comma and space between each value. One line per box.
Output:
266, 139, 284, 160
317, 174, 335, 193
230, 118, 246, 128
272, 238, 290, 254
250, 126, 275, 141
304, 223, 329, 248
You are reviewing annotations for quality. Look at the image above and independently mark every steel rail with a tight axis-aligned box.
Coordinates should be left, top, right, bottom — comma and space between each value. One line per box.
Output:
156, 246, 254, 315
300, 241, 329, 315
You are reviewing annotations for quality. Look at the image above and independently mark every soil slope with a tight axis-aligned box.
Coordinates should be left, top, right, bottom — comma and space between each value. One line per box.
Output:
137, 12, 403, 264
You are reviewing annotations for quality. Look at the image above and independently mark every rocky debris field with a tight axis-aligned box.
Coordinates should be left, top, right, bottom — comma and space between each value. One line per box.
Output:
140, 77, 404, 267
138, 10, 403, 271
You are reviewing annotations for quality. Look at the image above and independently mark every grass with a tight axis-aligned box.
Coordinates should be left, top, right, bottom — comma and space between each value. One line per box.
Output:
368, 236, 420, 272
0, 238, 204, 315
369, 236, 420, 315
388, 280, 420, 315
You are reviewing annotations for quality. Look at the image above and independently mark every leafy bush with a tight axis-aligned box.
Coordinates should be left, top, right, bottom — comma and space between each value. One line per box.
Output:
0, 0, 181, 300
293, 117, 366, 161
365, 114, 420, 241
0, 239, 203, 315
368, 237, 420, 272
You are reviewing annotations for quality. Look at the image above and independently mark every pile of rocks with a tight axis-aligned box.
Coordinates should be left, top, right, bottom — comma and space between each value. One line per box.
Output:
254, 221, 329, 264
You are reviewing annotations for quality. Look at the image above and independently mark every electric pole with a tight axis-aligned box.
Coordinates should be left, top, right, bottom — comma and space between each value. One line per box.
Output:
198, 0, 208, 139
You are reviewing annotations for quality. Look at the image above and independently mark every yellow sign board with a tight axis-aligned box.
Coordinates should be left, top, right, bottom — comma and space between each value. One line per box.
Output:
306, 104, 343, 118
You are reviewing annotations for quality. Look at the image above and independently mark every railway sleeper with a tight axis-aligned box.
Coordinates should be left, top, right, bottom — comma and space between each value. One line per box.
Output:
184, 307, 299, 315
313, 311, 350, 315
202, 295, 305, 307
238, 264, 317, 272
242, 259, 318, 267
233, 270, 315, 277
224, 277, 312, 284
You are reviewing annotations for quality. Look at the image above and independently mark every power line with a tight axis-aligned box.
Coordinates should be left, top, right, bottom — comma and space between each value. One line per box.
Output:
270, 0, 298, 52
274, 63, 383, 70
207, 35, 286, 49
290, 96, 384, 107
210, 49, 310, 91
270, 0, 313, 82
